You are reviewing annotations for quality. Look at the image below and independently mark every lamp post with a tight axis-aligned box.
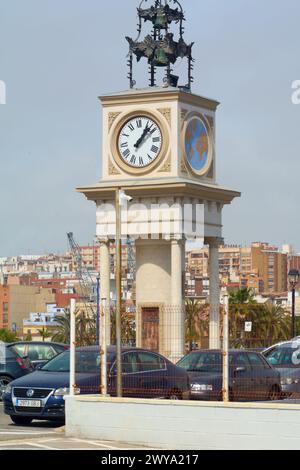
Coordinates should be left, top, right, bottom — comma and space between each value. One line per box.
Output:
288, 269, 299, 338
96, 274, 100, 346
115, 188, 133, 397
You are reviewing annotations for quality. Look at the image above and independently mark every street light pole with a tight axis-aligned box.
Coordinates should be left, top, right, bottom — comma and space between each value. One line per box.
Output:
288, 269, 300, 339
115, 188, 132, 397
96, 274, 100, 346
222, 292, 229, 403
292, 287, 296, 338
115, 188, 122, 397
100, 297, 107, 396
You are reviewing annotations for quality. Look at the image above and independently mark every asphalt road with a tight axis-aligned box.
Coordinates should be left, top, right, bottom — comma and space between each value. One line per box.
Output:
0, 403, 150, 450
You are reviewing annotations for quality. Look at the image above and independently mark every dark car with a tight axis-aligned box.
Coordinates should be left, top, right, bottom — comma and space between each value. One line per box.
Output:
177, 349, 281, 401
9, 342, 69, 369
0, 344, 33, 400
263, 339, 300, 398
3, 346, 190, 425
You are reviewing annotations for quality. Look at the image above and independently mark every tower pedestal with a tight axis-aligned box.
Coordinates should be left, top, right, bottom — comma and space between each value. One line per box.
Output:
135, 238, 185, 362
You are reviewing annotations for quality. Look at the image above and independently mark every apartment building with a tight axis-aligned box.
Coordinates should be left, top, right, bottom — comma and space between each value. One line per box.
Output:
0, 284, 55, 336
185, 242, 289, 297
0, 285, 9, 328
251, 242, 287, 293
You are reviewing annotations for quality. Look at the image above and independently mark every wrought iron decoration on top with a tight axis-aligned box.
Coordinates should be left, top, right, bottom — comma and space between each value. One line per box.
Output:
126, 0, 194, 89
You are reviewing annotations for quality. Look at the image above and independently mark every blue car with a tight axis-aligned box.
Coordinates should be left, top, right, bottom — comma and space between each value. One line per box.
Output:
3, 346, 190, 425
0, 344, 33, 400
177, 349, 281, 401
263, 339, 300, 398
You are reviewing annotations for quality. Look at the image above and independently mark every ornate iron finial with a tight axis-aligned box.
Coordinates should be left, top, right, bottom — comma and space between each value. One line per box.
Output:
126, 0, 194, 90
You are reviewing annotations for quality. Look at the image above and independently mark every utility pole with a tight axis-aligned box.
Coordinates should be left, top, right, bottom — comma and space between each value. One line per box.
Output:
115, 189, 122, 397
100, 297, 107, 396
115, 189, 132, 397
96, 274, 100, 346
69, 298, 76, 397
288, 269, 299, 339
222, 292, 229, 403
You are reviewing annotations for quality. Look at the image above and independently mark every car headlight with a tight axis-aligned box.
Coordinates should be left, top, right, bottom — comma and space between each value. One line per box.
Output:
281, 377, 299, 386
54, 387, 80, 396
191, 384, 213, 392
4, 384, 12, 395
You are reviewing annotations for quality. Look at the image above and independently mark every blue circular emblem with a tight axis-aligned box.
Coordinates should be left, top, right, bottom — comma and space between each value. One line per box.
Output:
185, 117, 210, 173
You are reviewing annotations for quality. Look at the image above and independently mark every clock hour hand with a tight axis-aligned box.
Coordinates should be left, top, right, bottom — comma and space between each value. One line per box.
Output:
134, 125, 150, 149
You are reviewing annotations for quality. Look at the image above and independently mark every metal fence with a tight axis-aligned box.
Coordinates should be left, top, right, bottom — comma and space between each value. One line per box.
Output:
68, 299, 300, 403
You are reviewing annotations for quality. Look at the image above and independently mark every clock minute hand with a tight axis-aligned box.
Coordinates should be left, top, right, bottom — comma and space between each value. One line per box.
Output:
134, 126, 150, 149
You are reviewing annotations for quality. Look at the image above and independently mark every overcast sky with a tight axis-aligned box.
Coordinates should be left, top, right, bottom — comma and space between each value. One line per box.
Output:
1, 0, 300, 256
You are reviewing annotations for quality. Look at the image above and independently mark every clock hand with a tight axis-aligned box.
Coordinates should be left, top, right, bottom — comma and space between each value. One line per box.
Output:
134, 125, 150, 149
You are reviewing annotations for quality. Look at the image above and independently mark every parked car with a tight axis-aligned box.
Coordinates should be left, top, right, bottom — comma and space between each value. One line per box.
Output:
0, 344, 33, 400
3, 346, 190, 425
177, 349, 281, 401
9, 342, 69, 369
263, 339, 300, 398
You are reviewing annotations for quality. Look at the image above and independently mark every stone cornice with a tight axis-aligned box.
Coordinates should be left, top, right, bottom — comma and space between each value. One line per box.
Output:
99, 88, 220, 111
77, 179, 240, 205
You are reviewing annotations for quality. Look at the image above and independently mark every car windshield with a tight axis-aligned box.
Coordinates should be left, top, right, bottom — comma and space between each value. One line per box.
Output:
41, 350, 114, 373
178, 352, 223, 373
264, 346, 300, 367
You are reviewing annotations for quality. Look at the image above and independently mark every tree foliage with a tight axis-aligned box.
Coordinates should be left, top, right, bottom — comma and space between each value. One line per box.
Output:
185, 289, 293, 350
52, 305, 136, 347
0, 328, 19, 343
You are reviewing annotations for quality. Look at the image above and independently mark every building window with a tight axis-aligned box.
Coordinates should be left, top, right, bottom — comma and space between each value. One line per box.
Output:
3, 302, 8, 324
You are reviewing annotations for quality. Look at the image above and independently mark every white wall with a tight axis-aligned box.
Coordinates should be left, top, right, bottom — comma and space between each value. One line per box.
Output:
65, 396, 300, 450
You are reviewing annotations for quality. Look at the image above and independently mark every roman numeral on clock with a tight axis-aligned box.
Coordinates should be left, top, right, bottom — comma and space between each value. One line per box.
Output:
139, 157, 144, 166
149, 126, 157, 135
153, 137, 160, 143
128, 123, 134, 131
151, 145, 159, 154
136, 119, 142, 128
121, 142, 128, 148
130, 155, 136, 164
123, 149, 130, 159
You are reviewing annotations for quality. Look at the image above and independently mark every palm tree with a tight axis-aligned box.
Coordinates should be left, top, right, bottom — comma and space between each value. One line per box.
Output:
52, 308, 97, 346
255, 305, 291, 347
76, 307, 96, 346
228, 288, 257, 348
185, 299, 201, 351
185, 299, 209, 350
110, 306, 135, 345
24, 332, 32, 342
0, 328, 19, 343
52, 312, 71, 344
37, 327, 52, 342
229, 287, 256, 305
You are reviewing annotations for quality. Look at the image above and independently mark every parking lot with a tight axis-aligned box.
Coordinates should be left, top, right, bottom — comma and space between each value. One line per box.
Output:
0, 403, 150, 450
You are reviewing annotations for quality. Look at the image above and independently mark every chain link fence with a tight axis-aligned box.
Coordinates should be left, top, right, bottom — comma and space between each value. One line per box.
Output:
53, 295, 300, 404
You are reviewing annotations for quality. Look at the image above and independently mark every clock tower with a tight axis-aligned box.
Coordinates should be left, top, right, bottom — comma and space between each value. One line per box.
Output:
78, 0, 240, 361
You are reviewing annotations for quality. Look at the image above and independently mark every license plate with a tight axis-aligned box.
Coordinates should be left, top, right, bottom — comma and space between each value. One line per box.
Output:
16, 399, 42, 408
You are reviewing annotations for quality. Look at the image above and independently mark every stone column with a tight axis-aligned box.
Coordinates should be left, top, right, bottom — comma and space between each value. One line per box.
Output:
169, 238, 185, 363
206, 237, 221, 349
99, 238, 111, 345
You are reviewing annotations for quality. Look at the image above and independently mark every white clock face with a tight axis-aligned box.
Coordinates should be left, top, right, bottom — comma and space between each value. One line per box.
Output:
118, 116, 163, 168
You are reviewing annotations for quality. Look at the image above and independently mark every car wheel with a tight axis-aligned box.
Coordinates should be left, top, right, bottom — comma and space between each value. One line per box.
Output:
168, 389, 182, 400
10, 416, 33, 426
268, 385, 280, 401
0, 375, 12, 401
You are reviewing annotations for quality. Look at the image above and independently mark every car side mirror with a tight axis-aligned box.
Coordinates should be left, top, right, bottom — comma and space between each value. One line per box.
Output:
35, 363, 43, 370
